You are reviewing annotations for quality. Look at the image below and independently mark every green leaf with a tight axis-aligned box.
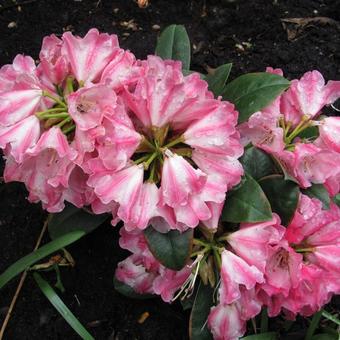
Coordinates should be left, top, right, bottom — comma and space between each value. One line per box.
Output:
0, 231, 85, 289
144, 227, 193, 270
311, 335, 337, 340
259, 175, 299, 226
298, 125, 319, 140
240, 146, 276, 180
48, 203, 108, 240
302, 184, 330, 210
189, 282, 214, 340
155, 24, 191, 69
333, 194, 340, 207
222, 174, 272, 223
241, 332, 277, 340
113, 277, 154, 300
306, 311, 323, 340
222, 72, 290, 123
206, 63, 232, 97
33, 273, 94, 340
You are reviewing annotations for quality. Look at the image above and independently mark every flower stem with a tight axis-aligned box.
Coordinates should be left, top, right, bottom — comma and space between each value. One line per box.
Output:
143, 152, 158, 170
295, 247, 315, 253
62, 125, 76, 134
38, 112, 69, 120
57, 117, 72, 128
42, 91, 67, 108
163, 136, 184, 149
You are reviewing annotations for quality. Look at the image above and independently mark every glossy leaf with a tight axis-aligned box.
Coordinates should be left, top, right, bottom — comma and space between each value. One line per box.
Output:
240, 146, 276, 180
302, 184, 330, 210
333, 194, 340, 207
241, 332, 277, 340
113, 277, 154, 300
259, 175, 299, 226
222, 72, 290, 123
311, 334, 337, 340
144, 227, 193, 270
33, 273, 94, 340
222, 174, 272, 223
189, 282, 214, 340
155, 24, 191, 70
48, 203, 108, 240
206, 63, 232, 97
0, 231, 85, 289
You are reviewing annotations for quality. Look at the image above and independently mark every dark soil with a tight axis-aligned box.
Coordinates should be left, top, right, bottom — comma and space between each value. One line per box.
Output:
0, 0, 340, 339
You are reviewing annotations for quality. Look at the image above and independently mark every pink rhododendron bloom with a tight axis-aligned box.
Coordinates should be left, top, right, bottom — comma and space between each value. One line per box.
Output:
39, 34, 69, 84
88, 55, 243, 230
61, 28, 119, 84
282, 70, 340, 125
219, 250, 264, 304
208, 304, 245, 340
227, 214, 285, 271
115, 228, 192, 301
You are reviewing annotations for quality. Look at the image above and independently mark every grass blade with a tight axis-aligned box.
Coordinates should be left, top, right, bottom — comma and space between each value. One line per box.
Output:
305, 310, 322, 340
0, 231, 85, 289
33, 273, 94, 340
322, 310, 340, 326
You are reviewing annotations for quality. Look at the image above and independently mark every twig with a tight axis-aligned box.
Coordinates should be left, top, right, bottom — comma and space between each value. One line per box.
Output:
0, 218, 49, 339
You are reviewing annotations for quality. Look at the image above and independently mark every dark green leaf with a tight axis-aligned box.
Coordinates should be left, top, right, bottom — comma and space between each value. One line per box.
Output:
311, 335, 337, 340
206, 63, 232, 97
306, 311, 323, 340
333, 194, 340, 207
298, 125, 319, 140
48, 204, 108, 240
0, 231, 85, 290
222, 174, 272, 223
222, 72, 290, 123
113, 277, 154, 300
241, 332, 277, 340
302, 184, 330, 210
144, 227, 193, 270
189, 282, 214, 340
240, 147, 276, 180
259, 175, 299, 226
155, 24, 191, 69
33, 273, 94, 340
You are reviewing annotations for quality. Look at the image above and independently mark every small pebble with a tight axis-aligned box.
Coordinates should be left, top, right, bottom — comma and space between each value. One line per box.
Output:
152, 24, 160, 30
8, 21, 17, 29
113, 8, 119, 13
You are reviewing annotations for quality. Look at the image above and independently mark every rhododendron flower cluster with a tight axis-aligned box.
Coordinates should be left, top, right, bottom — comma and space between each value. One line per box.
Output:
1, 27, 340, 340
0, 28, 243, 229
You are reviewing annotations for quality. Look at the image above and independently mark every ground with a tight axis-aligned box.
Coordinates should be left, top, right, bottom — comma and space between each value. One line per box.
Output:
0, 0, 340, 339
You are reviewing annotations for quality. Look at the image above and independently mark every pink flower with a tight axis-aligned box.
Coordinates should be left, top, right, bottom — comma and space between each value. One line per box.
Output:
153, 265, 192, 302
61, 28, 119, 84
0, 115, 40, 162
261, 241, 303, 297
288, 143, 340, 188
67, 85, 117, 130
219, 250, 264, 305
208, 304, 246, 340
88, 164, 144, 222
115, 254, 158, 295
227, 215, 285, 271
0, 88, 43, 127
282, 71, 340, 125
87, 55, 243, 231
161, 151, 207, 207
39, 34, 69, 84
4, 127, 77, 212
100, 49, 142, 90
318, 117, 340, 153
